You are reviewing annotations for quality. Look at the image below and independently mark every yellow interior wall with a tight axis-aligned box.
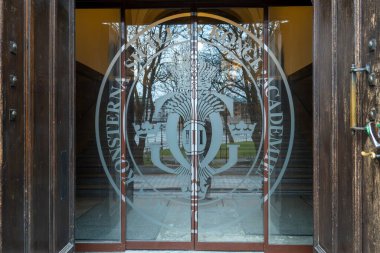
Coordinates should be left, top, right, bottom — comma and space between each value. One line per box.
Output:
125, 9, 173, 25
217, 8, 264, 23
75, 9, 120, 74
124, 8, 264, 24
76, 7, 313, 76
270, 7, 313, 75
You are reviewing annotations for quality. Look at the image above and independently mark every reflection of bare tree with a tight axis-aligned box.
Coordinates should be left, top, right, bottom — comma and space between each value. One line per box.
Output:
127, 21, 280, 163
198, 23, 280, 142
126, 24, 187, 163
199, 24, 263, 125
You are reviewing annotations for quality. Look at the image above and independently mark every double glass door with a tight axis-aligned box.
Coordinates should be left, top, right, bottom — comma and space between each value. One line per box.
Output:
122, 12, 267, 246
75, 7, 313, 252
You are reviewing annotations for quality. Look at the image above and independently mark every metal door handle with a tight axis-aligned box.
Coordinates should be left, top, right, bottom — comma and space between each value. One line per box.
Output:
350, 64, 375, 130
350, 67, 357, 129
354, 122, 380, 159
361, 151, 376, 159
366, 122, 380, 149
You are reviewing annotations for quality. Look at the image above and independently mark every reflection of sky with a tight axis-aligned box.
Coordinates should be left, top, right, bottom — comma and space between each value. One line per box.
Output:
128, 22, 269, 104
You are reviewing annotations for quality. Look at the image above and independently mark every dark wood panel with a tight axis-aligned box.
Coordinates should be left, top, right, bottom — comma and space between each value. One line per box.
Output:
53, 0, 75, 251
1, 0, 26, 252
314, 0, 379, 252
1, 0, 75, 252
29, 0, 51, 251
27, 0, 75, 252
335, 0, 356, 252
313, 0, 334, 251
361, 0, 380, 252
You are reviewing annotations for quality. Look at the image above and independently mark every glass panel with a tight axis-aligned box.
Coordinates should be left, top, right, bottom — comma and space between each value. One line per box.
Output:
75, 9, 122, 241
124, 9, 192, 242
75, 7, 313, 246
268, 6, 313, 245
196, 8, 265, 242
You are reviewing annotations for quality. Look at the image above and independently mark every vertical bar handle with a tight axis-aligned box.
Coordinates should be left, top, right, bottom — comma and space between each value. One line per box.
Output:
350, 67, 357, 129
350, 64, 371, 129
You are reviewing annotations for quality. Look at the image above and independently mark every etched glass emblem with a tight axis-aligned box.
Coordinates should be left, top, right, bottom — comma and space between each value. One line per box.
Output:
95, 12, 294, 243
146, 56, 243, 197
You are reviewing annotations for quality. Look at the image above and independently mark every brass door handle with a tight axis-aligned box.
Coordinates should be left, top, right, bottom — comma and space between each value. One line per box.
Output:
361, 151, 376, 159
350, 64, 374, 130
350, 65, 359, 129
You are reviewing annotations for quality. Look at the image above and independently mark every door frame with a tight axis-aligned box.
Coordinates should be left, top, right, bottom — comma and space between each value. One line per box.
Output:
0, 0, 76, 252
74, 1, 313, 252
312, 0, 378, 252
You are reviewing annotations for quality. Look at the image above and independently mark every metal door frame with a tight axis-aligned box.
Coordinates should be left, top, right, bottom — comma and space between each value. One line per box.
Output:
75, 1, 313, 252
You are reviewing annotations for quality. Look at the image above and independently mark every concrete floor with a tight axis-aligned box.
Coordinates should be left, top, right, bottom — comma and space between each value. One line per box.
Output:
76, 175, 312, 246
76, 194, 312, 245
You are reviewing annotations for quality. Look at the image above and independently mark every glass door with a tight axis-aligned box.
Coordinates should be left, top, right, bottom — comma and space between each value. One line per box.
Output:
123, 12, 193, 245
121, 11, 268, 250
75, 6, 313, 252
195, 12, 266, 245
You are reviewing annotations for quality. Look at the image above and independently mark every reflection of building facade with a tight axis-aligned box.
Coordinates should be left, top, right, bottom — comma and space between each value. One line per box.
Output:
232, 100, 251, 123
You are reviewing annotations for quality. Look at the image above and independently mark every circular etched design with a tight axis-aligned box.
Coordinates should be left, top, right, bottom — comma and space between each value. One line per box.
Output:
95, 12, 294, 211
